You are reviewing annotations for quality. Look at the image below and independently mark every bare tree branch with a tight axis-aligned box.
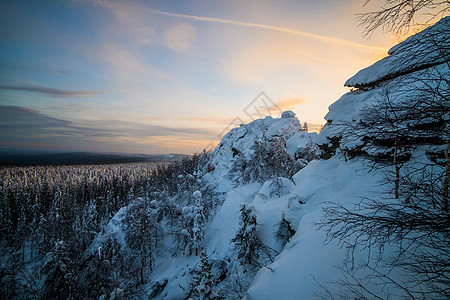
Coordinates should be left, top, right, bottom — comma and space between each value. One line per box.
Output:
358, 0, 450, 38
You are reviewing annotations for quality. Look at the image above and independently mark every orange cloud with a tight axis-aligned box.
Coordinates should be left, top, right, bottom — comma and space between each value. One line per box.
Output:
274, 98, 308, 111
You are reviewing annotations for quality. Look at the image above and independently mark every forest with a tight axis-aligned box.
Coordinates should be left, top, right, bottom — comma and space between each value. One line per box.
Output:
0, 154, 209, 298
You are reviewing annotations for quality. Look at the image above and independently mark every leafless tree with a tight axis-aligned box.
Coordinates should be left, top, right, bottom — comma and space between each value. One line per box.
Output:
358, 0, 450, 38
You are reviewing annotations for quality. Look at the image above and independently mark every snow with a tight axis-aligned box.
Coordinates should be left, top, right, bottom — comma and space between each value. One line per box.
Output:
281, 110, 296, 118
85, 205, 128, 257
320, 61, 449, 153
193, 190, 202, 200
251, 178, 294, 251
286, 131, 317, 154
204, 135, 384, 299
151, 255, 199, 299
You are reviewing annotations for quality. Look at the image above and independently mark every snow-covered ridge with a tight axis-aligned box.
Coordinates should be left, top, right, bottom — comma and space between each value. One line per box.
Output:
244, 19, 448, 299
345, 16, 450, 88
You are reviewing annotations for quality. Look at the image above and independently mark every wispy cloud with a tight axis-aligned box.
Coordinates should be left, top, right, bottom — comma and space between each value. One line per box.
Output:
0, 106, 69, 127
163, 22, 196, 51
0, 84, 99, 97
98, 43, 172, 81
183, 116, 237, 124
143, 8, 388, 54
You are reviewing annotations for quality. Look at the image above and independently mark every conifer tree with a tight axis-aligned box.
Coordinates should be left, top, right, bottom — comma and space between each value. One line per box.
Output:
189, 252, 221, 300
302, 122, 308, 132
231, 205, 260, 267
192, 191, 205, 256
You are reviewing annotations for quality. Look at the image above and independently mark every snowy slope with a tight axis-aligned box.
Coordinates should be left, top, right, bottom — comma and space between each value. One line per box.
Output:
84, 111, 318, 299
156, 112, 319, 299
246, 157, 382, 299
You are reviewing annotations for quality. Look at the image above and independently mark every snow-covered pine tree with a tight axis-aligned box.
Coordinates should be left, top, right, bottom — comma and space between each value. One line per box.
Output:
122, 199, 157, 283
231, 205, 260, 267
41, 240, 79, 299
228, 152, 248, 185
297, 136, 319, 163
267, 136, 293, 179
192, 190, 205, 256
246, 139, 268, 182
189, 252, 221, 300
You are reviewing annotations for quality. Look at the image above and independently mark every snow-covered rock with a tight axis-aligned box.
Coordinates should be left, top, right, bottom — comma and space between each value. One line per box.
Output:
281, 110, 296, 118
207, 111, 315, 180
345, 16, 450, 88
320, 18, 449, 156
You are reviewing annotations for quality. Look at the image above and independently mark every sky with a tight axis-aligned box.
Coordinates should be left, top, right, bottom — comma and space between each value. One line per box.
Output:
0, 0, 401, 155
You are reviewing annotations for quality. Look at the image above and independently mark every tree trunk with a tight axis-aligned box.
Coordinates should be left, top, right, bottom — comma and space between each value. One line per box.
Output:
443, 143, 449, 212
394, 137, 400, 200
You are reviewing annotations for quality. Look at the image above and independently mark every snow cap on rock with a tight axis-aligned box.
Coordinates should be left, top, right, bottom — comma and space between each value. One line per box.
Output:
281, 111, 296, 118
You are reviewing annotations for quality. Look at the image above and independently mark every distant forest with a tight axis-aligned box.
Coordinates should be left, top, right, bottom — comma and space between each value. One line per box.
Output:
0, 153, 208, 298
0, 152, 187, 166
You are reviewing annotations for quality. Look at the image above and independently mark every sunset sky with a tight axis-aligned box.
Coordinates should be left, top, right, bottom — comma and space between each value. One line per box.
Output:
0, 0, 399, 154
